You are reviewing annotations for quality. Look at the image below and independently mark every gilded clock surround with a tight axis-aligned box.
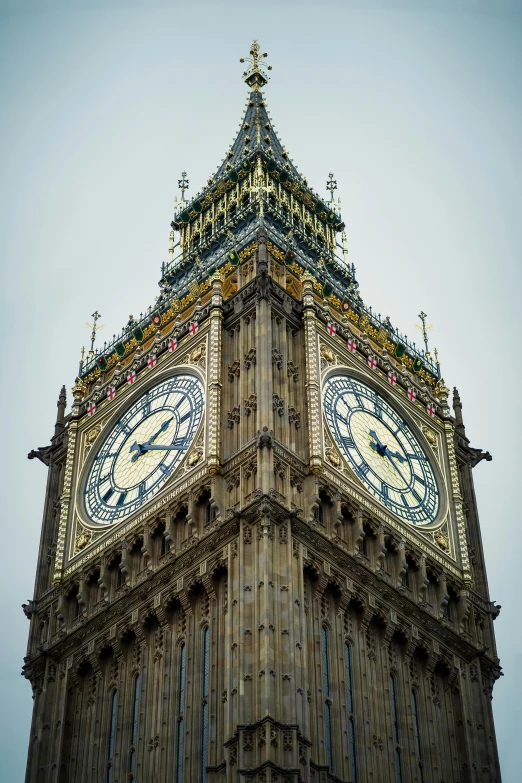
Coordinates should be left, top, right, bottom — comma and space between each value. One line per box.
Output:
24, 43, 501, 783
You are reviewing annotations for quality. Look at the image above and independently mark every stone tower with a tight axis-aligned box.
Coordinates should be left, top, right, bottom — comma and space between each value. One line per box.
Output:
24, 42, 502, 783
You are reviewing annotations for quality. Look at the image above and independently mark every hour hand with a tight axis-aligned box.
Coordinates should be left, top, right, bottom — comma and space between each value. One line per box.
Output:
130, 441, 146, 461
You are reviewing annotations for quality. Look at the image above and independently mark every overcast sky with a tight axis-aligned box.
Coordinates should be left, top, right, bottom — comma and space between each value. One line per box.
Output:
1, 1, 520, 780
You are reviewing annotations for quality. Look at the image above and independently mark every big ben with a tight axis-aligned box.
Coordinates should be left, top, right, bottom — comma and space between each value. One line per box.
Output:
24, 42, 502, 782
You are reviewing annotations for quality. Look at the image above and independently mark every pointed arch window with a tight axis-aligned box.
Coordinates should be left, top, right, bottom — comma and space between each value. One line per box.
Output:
201, 626, 210, 783
411, 689, 424, 783
390, 675, 402, 783
176, 643, 186, 783
129, 674, 140, 779
107, 689, 117, 783
345, 643, 357, 781
322, 626, 333, 772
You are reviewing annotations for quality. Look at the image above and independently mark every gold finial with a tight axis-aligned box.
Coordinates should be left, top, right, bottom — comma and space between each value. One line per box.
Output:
240, 40, 272, 89
415, 310, 433, 359
85, 310, 104, 357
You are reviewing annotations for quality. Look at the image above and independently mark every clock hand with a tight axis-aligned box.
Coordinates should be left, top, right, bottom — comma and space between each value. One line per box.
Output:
384, 450, 408, 486
137, 442, 189, 453
129, 417, 175, 462
145, 416, 174, 446
369, 430, 406, 464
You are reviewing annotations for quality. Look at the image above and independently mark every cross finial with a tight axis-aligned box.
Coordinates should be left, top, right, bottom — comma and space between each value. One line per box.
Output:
415, 310, 433, 358
178, 171, 189, 204
326, 172, 337, 204
85, 310, 104, 355
240, 40, 272, 90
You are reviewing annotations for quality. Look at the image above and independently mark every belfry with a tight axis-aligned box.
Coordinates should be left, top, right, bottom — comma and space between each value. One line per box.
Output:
24, 42, 502, 782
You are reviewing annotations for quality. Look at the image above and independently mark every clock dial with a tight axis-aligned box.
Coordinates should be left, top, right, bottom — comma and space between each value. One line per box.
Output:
84, 374, 204, 526
323, 374, 439, 526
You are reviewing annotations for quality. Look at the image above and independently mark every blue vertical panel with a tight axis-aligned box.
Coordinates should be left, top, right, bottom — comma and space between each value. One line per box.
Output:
129, 674, 140, 773
322, 627, 333, 772
201, 628, 210, 783
390, 675, 402, 783
411, 689, 424, 783
345, 643, 357, 782
107, 690, 117, 783
176, 644, 186, 783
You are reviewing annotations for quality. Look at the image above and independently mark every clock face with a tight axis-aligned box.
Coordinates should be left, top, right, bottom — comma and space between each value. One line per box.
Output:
83, 373, 204, 526
323, 374, 440, 526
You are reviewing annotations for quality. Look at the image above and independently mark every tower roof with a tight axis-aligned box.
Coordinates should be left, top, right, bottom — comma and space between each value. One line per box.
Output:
78, 42, 440, 388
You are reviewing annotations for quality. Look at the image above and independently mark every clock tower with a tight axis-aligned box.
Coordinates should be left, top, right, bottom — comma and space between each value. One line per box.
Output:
24, 43, 502, 783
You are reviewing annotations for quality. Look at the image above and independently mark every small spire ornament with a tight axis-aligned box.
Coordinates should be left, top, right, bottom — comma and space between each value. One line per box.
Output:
326, 172, 337, 205
85, 310, 104, 358
415, 310, 433, 359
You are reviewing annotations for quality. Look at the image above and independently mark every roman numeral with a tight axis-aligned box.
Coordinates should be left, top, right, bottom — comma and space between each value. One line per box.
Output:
116, 492, 127, 507
138, 483, 146, 500
142, 393, 151, 417
356, 463, 369, 479
159, 463, 169, 474
411, 487, 423, 504
342, 435, 355, 449
118, 420, 131, 435
179, 412, 191, 424
103, 487, 114, 503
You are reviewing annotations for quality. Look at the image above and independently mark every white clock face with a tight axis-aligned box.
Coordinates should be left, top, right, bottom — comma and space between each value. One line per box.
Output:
83, 374, 204, 526
323, 374, 440, 526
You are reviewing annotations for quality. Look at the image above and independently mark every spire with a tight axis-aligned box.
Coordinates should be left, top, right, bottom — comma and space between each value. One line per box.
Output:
54, 385, 67, 437
452, 387, 465, 433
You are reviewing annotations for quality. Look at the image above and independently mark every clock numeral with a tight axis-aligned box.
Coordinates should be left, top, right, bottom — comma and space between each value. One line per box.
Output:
356, 463, 369, 479
341, 435, 355, 449
179, 411, 192, 424
401, 494, 410, 508
171, 436, 189, 449
381, 483, 389, 501
374, 394, 383, 418
394, 421, 407, 436
99, 473, 111, 486
96, 452, 118, 460
116, 492, 127, 507
406, 453, 426, 461
103, 487, 114, 503
118, 420, 131, 435
411, 486, 423, 504
138, 483, 146, 501
159, 463, 169, 474
415, 475, 426, 487
142, 393, 151, 417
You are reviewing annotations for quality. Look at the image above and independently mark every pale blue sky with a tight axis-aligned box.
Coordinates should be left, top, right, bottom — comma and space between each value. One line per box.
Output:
1, 1, 521, 779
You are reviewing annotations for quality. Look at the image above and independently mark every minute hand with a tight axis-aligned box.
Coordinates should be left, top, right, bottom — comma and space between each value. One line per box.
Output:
138, 441, 188, 452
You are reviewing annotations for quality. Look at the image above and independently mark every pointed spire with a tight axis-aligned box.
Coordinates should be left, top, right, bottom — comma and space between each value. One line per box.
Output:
452, 387, 465, 433
54, 385, 67, 437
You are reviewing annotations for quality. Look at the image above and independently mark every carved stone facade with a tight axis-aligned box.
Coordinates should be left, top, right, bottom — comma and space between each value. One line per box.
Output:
24, 49, 502, 783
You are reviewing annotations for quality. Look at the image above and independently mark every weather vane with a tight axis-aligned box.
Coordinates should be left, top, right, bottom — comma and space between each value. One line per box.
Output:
415, 310, 433, 358
85, 310, 104, 356
240, 40, 272, 88
326, 172, 337, 204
